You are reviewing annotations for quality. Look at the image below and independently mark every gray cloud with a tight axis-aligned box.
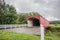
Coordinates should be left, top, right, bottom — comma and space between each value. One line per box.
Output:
34, 0, 60, 20
5, 0, 60, 21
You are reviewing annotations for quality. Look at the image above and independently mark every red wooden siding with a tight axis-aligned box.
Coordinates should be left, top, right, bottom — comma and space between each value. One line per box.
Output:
40, 16, 49, 28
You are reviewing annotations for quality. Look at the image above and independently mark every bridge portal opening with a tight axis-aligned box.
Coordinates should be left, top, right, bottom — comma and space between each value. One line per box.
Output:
32, 18, 40, 26
28, 18, 40, 26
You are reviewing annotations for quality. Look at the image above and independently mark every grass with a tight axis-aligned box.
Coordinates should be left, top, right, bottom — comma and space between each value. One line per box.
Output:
0, 31, 39, 40
45, 31, 60, 40
50, 24, 60, 27
45, 25, 60, 40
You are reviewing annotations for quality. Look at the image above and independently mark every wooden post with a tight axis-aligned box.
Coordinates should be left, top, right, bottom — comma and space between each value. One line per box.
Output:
40, 24, 44, 40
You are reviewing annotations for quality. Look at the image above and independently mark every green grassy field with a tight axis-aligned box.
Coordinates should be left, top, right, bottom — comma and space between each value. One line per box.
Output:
0, 31, 40, 40
44, 24, 60, 40
45, 28, 60, 40
50, 24, 60, 27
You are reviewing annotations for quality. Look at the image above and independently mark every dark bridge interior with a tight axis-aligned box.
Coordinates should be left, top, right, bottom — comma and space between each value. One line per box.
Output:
30, 18, 40, 26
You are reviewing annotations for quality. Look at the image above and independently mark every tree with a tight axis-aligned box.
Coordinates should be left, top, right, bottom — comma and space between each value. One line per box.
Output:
0, 1, 18, 24
6, 5, 18, 24
18, 13, 27, 24
0, 1, 7, 24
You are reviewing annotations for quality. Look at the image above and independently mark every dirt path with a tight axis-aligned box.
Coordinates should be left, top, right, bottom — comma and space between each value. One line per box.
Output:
3, 27, 40, 35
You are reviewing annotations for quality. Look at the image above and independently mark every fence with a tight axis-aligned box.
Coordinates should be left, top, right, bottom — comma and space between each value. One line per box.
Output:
0, 24, 27, 29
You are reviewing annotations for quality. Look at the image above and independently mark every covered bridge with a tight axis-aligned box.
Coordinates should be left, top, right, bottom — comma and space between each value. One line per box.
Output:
26, 15, 50, 29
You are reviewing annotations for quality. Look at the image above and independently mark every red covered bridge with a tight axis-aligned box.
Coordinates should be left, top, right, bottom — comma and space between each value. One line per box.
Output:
26, 15, 50, 29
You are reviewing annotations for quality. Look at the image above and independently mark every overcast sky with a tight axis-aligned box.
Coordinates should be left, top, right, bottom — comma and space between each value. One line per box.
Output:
5, 0, 60, 21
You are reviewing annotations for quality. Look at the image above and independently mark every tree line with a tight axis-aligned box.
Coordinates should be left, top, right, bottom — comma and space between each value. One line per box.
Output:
50, 21, 60, 24
0, 1, 40, 24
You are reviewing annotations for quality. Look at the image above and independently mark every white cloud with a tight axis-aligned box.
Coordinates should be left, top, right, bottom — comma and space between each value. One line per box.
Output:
46, 16, 59, 21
